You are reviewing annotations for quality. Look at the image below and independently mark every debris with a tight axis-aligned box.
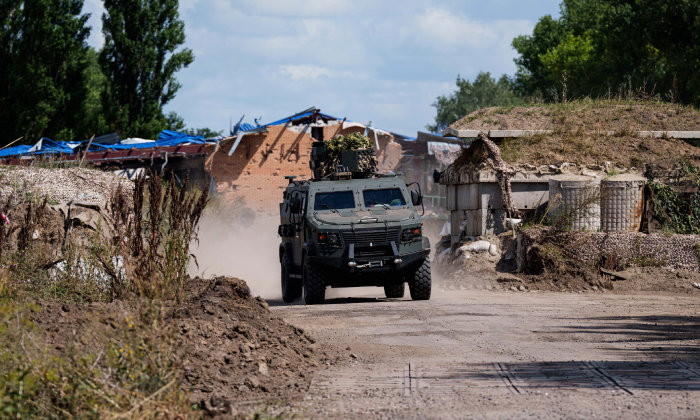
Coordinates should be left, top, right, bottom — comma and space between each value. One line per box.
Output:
692, 283, 700, 290
506, 218, 522, 228
600, 268, 629, 280
458, 240, 492, 254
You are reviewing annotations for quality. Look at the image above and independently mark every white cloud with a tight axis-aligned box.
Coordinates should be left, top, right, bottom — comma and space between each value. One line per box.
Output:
279, 64, 333, 81
82, 0, 105, 48
180, 0, 203, 12
414, 8, 497, 49
112, 0, 561, 135
236, 0, 360, 18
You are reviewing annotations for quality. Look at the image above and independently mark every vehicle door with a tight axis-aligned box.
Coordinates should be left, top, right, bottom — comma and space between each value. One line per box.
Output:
289, 189, 307, 266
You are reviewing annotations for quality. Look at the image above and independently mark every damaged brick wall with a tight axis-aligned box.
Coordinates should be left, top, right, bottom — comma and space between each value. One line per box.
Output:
206, 124, 401, 213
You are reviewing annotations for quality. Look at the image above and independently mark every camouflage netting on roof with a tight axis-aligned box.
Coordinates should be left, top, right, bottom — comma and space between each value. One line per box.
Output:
443, 132, 520, 217
0, 166, 133, 207
319, 132, 378, 178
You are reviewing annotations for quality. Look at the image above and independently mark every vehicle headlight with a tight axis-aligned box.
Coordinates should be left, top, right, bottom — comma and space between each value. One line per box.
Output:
328, 232, 341, 247
401, 226, 422, 242
318, 232, 342, 247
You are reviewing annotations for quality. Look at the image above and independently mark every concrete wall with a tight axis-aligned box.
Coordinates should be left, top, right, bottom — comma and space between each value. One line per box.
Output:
446, 174, 552, 242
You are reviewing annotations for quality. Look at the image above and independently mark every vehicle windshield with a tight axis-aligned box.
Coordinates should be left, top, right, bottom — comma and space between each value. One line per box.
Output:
314, 191, 355, 210
363, 188, 406, 207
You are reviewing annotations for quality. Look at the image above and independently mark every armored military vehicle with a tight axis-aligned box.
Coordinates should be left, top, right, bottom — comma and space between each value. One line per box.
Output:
278, 136, 431, 304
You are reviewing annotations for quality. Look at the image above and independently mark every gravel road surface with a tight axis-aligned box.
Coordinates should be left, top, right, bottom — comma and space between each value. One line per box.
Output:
271, 288, 699, 419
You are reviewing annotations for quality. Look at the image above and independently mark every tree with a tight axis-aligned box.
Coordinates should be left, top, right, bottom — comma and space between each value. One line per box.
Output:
187, 127, 223, 139
100, 0, 193, 139
513, 0, 700, 105
427, 72, 521, 133
0, 0, 91, 144
511, 14, 567, 100
164, 111, 186, 132
81, 48, 110, 138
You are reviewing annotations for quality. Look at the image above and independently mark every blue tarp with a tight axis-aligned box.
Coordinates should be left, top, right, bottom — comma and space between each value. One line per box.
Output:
235, 107, 341, 135
0, 145, 32, 157
0, 131, 213, 158
90, 131, 208, 151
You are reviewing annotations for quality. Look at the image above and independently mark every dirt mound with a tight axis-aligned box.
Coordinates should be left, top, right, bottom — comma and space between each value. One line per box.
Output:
448, 102, 700, 169
452, 102, 700, 132
176, 277, 328, 414
31, 276, 330, 416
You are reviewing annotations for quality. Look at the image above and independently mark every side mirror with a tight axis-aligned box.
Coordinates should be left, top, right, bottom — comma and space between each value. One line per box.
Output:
289, 197, 301, 213
410, 189, 423, 206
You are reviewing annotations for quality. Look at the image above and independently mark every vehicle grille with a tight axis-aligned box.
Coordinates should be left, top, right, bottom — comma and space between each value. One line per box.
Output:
355, 246, 391, 257
341, 227, 400, 247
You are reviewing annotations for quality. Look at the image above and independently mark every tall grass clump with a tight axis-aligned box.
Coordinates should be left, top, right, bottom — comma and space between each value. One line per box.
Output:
0, 169, 208, 418
108, 173, 208, 301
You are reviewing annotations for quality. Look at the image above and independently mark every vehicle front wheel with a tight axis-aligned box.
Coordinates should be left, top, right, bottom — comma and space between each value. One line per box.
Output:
281, 252, 302, 303
384, 282, 405, 299
409, 258, 431, 300
303, 256, 325, 305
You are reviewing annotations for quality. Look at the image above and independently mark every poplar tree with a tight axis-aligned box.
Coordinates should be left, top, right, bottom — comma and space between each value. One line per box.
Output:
100, 0, 193, 139
0, 0, 91, 143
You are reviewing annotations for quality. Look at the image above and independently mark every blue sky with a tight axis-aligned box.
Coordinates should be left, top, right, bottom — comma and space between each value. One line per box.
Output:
83, 0, 561, 136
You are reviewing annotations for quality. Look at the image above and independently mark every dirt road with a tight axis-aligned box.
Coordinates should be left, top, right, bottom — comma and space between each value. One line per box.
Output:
271, 288, 699, 419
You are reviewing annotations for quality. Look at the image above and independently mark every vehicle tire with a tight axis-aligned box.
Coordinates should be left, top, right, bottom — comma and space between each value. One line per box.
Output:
303, 256, 325, 305
384, 282, 405, 299
281, 252, 302, 303
409, 258, 431, 301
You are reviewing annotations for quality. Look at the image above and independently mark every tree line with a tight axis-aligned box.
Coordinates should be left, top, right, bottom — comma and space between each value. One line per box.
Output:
429, 0, 700, 133
0, 0, 205, 145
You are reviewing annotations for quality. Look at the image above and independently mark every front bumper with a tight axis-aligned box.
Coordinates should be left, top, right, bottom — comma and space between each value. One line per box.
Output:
309, 246, 428, 273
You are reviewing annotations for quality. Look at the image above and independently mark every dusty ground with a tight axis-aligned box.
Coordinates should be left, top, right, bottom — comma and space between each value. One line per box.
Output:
272, 287, 700, 419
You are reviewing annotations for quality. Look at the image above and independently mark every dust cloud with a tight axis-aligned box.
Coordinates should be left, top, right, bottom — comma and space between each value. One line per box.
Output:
190, 207, 449, 301
190, 212, 283, 300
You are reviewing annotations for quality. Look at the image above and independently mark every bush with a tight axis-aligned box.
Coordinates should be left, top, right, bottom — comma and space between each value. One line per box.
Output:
646, 160, 700, 234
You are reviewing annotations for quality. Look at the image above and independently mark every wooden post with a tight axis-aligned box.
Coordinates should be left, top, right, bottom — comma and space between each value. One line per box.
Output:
0, 137, 24, 152
79, 135, 95, 167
